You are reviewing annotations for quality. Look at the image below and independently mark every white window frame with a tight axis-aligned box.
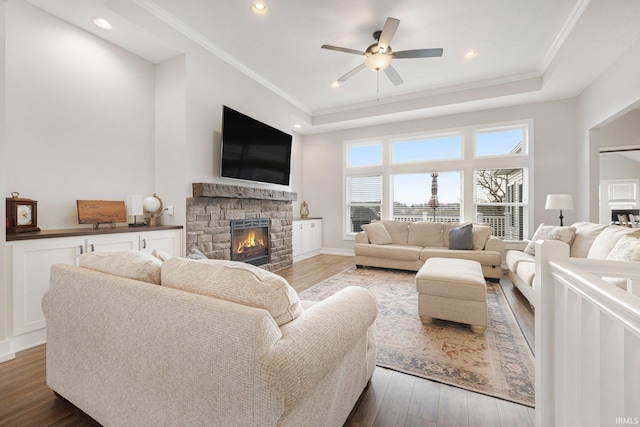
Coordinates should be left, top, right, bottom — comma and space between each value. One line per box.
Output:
344, 120, 533, 241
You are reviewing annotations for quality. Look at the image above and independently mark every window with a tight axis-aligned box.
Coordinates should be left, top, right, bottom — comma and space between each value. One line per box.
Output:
347, 143, 382, 167
475, 127, 526, 157
392, 172, 461, 222
344, 121, 532, 240
346, 175, 382, 233
475, 168, 527, 240
392, 134, 462, 163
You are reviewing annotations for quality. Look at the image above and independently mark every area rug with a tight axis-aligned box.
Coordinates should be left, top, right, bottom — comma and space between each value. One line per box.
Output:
299, 267, 535, 407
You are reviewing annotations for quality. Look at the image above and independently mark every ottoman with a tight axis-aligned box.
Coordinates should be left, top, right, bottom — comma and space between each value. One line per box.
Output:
415, 258, 488, 334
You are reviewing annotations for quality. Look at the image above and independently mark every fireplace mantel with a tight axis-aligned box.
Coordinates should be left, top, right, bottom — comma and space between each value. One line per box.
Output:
193, 183, 297, 201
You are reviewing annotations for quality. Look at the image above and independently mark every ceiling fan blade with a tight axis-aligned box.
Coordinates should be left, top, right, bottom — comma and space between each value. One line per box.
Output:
321, 44, 365, 55
393, 48, 444, 59
337, 63, 366, 82
384, 65, 403, 86
377, 17, 400, 51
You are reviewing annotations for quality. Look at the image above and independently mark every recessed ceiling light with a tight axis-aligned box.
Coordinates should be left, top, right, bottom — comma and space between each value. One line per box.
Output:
92, 17, 112, 30
252, 2, 267, 14
330, 81, 341, 88
464, 50, 478, 59
293, 124, 302, 129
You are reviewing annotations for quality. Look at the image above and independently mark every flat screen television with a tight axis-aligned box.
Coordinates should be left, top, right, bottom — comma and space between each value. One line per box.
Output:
220, 105, 292, 186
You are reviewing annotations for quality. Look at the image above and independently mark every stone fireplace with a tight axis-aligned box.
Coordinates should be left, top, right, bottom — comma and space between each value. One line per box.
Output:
187, 183, 296, 271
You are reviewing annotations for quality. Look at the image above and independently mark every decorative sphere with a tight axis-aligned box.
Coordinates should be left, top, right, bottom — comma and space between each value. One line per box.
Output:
143, 196, 161, 214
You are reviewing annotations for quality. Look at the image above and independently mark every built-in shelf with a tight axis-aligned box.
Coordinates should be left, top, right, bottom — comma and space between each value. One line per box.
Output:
6, 225, 183, 242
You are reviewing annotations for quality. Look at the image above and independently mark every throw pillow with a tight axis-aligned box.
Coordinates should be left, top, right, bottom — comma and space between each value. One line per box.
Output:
587, 226, 640, 260
151, 248, 172, 262
362, 222, 393, 245
606, 235, 640, 262
471, 224, 493, 250
186, 247, 208, 260
79, 250, 163, 285
449, 223, 473, 250
524, 224, 577, 256
161, 257, 304, 326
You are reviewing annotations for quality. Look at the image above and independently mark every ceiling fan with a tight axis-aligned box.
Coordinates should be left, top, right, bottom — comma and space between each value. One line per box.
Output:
321, 17, 443, 86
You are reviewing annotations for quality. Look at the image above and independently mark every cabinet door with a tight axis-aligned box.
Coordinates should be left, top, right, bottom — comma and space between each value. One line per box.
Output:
9, 237, 85, 336
86, 233, 139, 253
139, 229, 183, 257
301, 222, 313, 254
292, 221, 303, 257
310, 220, 323, 252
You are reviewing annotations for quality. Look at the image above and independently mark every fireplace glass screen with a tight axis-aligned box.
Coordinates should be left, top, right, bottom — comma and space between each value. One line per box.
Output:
230, 218, 270, 266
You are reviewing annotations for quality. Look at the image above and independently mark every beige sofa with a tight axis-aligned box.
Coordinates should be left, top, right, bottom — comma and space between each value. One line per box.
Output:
507, 222, 640, 307
43, 251, 377, 427
354, 220, 505, 280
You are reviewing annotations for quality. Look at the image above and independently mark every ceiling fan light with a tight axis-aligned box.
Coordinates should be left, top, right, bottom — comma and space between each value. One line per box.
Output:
365, 52, 391, 71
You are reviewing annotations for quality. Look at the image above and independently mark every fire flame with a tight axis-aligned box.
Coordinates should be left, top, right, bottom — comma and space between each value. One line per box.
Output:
237, 230, 265, 253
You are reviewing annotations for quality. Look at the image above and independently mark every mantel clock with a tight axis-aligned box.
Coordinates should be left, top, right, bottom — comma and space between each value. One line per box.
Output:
6, 192, 40, 234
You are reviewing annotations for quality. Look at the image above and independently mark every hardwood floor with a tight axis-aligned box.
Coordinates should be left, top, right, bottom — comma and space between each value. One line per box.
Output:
0, 255, 535, 427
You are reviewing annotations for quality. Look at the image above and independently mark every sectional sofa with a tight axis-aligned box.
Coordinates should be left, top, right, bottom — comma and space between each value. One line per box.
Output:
507, 221, 640, 307
43, 251, 377, 427
354, 220, 505, 280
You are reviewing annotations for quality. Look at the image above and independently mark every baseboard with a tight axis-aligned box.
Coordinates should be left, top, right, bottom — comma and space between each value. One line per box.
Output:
320, 248, 355, 257
8, 329, 47, 355
0, 339, 15, 363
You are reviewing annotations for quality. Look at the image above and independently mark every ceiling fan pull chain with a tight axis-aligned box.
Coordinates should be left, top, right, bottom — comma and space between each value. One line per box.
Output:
377, 71, 380, 102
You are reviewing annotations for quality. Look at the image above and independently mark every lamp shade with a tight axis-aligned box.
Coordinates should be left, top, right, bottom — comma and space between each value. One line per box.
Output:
545, 194, 573, 210
125, 195, 143, 216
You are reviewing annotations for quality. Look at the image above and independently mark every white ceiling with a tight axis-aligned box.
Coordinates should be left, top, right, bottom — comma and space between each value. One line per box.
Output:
23, 0, 640, 133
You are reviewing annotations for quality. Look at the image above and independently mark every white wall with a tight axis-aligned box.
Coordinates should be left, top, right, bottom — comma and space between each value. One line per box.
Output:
600, 153, 640, 181
302, 98, 578, 252
0, 1, 11, 361
5, 1, 157, 229
577, 37, 640, 221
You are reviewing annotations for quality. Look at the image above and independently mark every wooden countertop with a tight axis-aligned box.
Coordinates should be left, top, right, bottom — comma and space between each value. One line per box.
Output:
6, 225, 183, 242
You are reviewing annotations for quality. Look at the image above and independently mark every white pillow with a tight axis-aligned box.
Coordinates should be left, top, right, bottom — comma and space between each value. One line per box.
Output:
588, 226, 640, 259
161, 258, 303, 326
524, 224, 576, 255
471, 224, 493, 250
362, 222, 393, 245
606, 235, 640, 262
79, 250, 163, 285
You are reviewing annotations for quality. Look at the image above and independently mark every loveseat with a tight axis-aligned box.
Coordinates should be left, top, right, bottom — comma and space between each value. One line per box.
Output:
354, 220, 505, 280
42, 251, 377, 427
507, 221, 640, 307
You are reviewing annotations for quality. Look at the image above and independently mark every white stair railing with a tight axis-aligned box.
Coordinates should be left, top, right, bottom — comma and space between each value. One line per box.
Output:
535, 240, 640, 427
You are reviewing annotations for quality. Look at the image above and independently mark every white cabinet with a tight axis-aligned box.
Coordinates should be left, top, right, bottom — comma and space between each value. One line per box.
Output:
292, 219, 322, 262
5, 227, 183, 351
8, 237, 85, 338
139, 230, 182, 256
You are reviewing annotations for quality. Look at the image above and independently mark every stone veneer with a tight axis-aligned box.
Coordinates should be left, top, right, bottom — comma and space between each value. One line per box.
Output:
187, 183, 297, 271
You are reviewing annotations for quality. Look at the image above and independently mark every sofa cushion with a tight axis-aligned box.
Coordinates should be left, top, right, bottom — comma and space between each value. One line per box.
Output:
471, 224, 493, 250
161, 257, 303, 326
587, 226, 640, 260
361, 222, 393, 245
419, 248, 502, 266
79, 250, 163, 285
381, 220, 410, 245
569, 222, 609, 258
606, 235, 640, 262
524, 224, 576, 255
443, 222, 462, 247
506, 250, 535, 272
408, 222, 444, 247
449, 223, 473, 250
355, 243, 422, 261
